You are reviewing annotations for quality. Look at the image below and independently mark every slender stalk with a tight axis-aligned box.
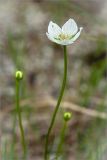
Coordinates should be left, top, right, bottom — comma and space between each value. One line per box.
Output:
55, 121, 67, 160
16, 79, 26, 159
10, 114, 17, 159
44, 46, 67, 160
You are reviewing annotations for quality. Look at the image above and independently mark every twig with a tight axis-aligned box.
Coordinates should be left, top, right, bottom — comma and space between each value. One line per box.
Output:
1, 96, 107, 119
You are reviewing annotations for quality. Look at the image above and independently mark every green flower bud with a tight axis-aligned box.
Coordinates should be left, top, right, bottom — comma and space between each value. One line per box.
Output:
64, 112, 72, 121
15, 71, 23, 80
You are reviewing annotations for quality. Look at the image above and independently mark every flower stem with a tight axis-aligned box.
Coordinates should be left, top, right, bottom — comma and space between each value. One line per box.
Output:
44, 46, 67, 160
16, 79, 26, 159
55, 121, 67, 160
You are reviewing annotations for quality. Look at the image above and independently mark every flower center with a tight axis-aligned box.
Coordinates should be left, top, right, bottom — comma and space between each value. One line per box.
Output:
58, 33, 70, 40
55, 33, 72, 41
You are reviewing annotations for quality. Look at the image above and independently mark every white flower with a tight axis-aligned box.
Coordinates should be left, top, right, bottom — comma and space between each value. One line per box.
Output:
46, 18, 83, 45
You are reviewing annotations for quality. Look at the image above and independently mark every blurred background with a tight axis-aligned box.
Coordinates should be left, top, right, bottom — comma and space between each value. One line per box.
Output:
0, 0, 107, 160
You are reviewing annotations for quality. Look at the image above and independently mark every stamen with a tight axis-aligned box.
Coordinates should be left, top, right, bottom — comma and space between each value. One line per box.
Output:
54, 33, 73, 41
59, 34, 70, 40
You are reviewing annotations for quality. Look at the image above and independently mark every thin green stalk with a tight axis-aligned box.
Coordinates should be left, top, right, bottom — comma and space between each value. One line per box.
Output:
10, 114, 17, 159
16, 79, 26, 159
44, 46, 67, 160
55, 121, 67, 160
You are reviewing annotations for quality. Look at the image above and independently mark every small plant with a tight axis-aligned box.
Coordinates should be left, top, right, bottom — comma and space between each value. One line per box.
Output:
55, 112, 72, 160
44, 18, 83, 160
15, 71, 26, 159
11, 19, 82, 160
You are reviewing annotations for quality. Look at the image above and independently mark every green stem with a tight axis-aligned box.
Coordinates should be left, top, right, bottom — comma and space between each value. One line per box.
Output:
55, 121, 67, 160
16, 79, 26, 159
44, 46, 67, 160
10, 114, 17, 159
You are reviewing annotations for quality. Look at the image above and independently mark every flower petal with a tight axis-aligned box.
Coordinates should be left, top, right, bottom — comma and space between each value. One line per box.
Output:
48, 21, 62, 37
62, 19, 78, 35
46, 32, 74, 45
71, 27, 83, 42
46, 32, 62, 45
60, 27, 83, 45
60, 40, 74, 45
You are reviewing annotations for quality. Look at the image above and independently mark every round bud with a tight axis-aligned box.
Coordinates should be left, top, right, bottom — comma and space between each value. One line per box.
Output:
15, 71, 23, 80
64, 112, 72, 121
